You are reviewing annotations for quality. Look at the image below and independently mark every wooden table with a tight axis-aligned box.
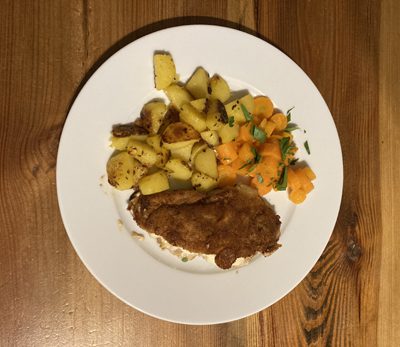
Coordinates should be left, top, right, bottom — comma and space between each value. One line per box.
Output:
1, 1, 399, 346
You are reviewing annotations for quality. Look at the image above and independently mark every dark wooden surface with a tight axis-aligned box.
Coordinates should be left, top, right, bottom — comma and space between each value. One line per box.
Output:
1, 1, 399, 346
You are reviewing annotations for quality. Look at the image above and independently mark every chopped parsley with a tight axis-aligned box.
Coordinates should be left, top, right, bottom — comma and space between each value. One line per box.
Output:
240, 104, 253, 122
276, 166, 288, 191
250, 147, 262, 163
251, 125, 266, 143
239, 159, 253, 170
181, 257, 188, 262
290, 158, 299, 165
304, 140, 311, 154
286, 106, 295, 122
285, 124, 299, 132
256, 173, 264, 183
228, 116, 235, 127
279, 137, 295, 161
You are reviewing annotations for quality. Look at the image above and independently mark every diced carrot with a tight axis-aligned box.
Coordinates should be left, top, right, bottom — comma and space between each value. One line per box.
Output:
260, 156, 280, 179
259, 118, 267, 129
302, 167, 316, 180
250, 176, 273, 196
264, 121, 276, 137
216, 142, 238, 165
217, 165, 237, 187
238, 143, 255, 162
287, 168, 302, 190
289, 188, 307, 204
259, 142, 281, 161
270, 113, 288, 131
231, 158, 249, 176
237, 123, 253, 143
295, 168, 314, 193
254, 96, 274, 119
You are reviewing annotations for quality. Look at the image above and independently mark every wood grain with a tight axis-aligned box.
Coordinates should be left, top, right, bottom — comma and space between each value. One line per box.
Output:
378, 0, 400, 345
0, 0, 397, 346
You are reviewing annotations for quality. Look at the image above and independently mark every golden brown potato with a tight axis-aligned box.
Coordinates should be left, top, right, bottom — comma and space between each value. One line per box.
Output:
162, 121, 200, 144
205, 98, 228, 130
154, 53, 177, 90
208, 74, 230, 102
140, 101, 167, 134
194, 147, 218, 178
218, 123, 239, 144
138, 171, 170, 195
200, 130, 220, 146
164, 84, 193, 108
179, 103, 207, 132
191, 172, 218, 192
164, 158, 192, 180
190, 141, 208, 163
146, 134, 169, 168
190, 98, 207, 112
224, 94, 255, 124
106, 151, 147, 190
185, 67, 209, 99
169, 142, 197, 162
127, 139, 158, 167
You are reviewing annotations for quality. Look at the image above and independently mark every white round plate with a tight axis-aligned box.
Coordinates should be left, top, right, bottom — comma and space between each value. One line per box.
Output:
57, 25, 343, 324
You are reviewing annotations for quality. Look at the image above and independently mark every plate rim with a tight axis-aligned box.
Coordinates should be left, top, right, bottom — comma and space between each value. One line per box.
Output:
56, 24, 343, 325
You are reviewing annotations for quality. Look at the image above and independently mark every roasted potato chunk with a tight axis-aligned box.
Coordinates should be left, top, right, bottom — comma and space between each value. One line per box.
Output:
224, 94, 255, 124
169, 142, 196, 162
191, 172, 218, 192
164, 84, 193, 108
190, 98, 207, 112
127, 139, 158, 167
186, 67, 209, 99
208, 74, 230, 102
179, 103, 207, 132
200, 130, 220, 146
190, 141, 208, 163
146, 134, 169, 168
205, 98, 228, 130
154, 53, 176, 90
218, 123, 239, 144
165, 158, 192, 180
194, 147, 218, 179
140, 101, 167, 134
106, 151, 147, 190
162, 121, 200, 144
138, 171, 170, 195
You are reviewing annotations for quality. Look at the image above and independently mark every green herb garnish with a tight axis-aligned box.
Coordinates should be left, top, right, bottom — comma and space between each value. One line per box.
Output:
240, 104, 253, 122
285, 124, 299, 132
286, 106, 295, 122
304, 141, 311, 154
290, 158, 299, 165
276, 166, 288, 191
181, 257, 188, 262
279, 137, 295, 161
248, 164, 257, 173
256, 173, 264, 183
250, 147, 262, 163
228, 116, 235, 127
239, 159, 253, 170
251, 125, 266, 143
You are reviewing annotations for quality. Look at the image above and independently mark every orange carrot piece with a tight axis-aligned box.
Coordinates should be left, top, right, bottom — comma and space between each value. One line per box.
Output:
289, 188, 307, 204
238, 143, 255, 162
254, 96, 274, 119
270, 113, 288, 131
260, 156, 280, 179
264, 121, 276, 137
216, 142, 238, 164
302, 167, 316, 180
231, 158, 249, 176
287, 168, 302, 190
250, 176, 273, 196
259, 142, 281, 161
295, 168, 314, 193
237, 123, 253, 143
217, 165, 237, 187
